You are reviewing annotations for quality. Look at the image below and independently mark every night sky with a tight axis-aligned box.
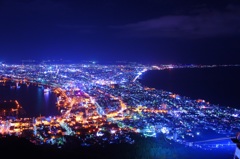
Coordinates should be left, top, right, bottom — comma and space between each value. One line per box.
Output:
0, 0, 240, 64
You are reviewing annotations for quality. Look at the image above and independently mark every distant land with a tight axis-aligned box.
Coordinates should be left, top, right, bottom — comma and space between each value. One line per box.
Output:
0, 62, 239, 159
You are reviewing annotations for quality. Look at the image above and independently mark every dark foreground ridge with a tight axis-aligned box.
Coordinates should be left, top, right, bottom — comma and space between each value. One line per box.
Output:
0, 133, 235, 159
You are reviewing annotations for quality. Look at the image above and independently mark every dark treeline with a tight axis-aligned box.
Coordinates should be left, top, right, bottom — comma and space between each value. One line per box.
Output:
0, 133, 234, 159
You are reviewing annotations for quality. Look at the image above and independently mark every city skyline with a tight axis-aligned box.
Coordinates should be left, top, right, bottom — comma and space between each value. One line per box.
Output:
1, 1, 240, 158
0, 62, 239, 153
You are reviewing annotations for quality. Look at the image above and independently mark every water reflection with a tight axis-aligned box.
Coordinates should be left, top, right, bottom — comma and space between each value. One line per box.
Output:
0, 82, 59, 117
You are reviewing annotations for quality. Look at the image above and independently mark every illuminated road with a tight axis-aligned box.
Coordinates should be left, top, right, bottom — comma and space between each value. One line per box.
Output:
95, 102, 105, 116
132, 68, 148, 82
0, 63, 240, 150
62, 97, 75, 118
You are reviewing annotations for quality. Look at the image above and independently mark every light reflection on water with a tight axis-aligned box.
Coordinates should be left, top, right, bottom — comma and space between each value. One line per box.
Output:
0, 82, 59, 117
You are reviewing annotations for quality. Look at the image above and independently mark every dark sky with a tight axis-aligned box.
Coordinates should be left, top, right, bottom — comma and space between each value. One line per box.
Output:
0, 0, 240, 64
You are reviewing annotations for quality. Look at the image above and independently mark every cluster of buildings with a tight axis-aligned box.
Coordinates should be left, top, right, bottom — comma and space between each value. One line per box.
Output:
0, 62, 239, 149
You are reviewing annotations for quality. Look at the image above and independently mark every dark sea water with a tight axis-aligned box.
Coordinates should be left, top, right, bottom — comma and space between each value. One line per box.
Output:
139, 66, 240, 159
0, 67, 239, 159
140, 66, 240, 109
0, 83, 59, 117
